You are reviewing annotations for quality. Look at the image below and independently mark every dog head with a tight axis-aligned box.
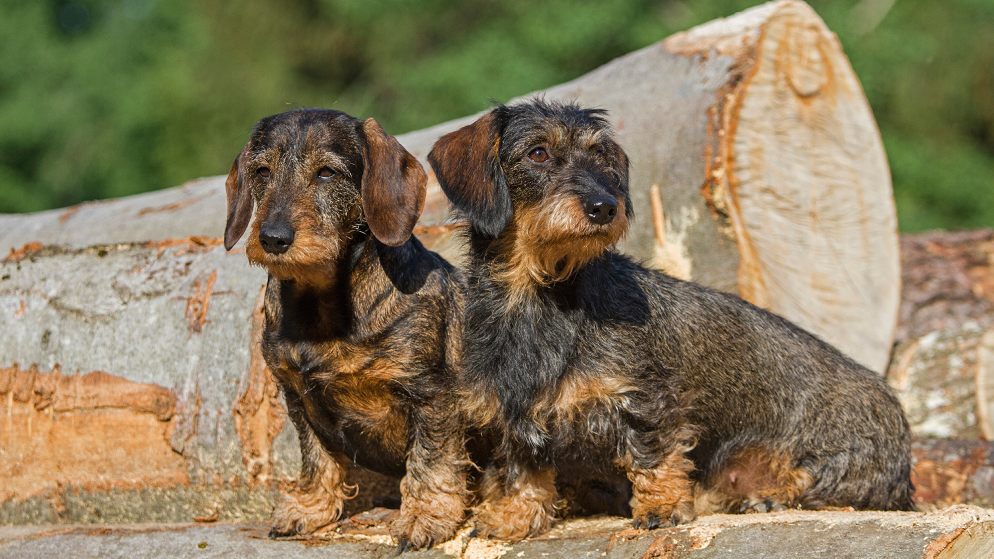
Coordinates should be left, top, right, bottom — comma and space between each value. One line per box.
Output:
429, 99, 630, 288
224, 109, 427, 287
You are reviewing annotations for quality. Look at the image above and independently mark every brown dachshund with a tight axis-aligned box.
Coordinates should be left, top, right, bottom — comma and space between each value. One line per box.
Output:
224, 109, 468, 550
428, 99, 914, 541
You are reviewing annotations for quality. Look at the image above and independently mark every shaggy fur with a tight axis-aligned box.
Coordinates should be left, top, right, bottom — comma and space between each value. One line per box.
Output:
428, 99, 914, 541
224, 109, 468, 550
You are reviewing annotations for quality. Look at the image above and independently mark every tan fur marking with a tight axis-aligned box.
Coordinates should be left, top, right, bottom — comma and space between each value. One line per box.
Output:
532, 374, 637, 428
494, 194, 628, 306
472, 466, 560, 542
624, 448, 696, 526
695, 447, 813, 514
314, 348, 412, 458
330, 373, 408, 458
458, 385, 501, 429
271, 449, 356, 535
391, 449, 469, 548
245, 196, 346, 290
270, 341, 413, 459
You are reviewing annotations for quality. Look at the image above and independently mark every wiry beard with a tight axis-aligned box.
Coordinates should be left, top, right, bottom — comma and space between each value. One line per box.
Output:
490, 195, 628, 306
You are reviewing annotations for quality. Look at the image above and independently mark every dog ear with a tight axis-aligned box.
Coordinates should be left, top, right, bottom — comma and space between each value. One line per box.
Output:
223, 150, 253, 251
360, 118, 428, 247
428, 111, 512, 238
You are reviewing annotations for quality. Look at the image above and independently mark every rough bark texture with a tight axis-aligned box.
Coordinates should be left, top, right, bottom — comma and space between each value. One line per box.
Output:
912, 439, 994, 510
893, 230, 994, 345
2, 506, 993, 559
887, 230, 994, 440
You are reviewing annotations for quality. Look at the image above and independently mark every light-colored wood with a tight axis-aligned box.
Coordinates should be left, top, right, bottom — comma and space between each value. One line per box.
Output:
888, 230, 994, 440
662, 0, 899, 371
2, 505, 993, 559
889, 323, 994, 440
979, 329, 994, 440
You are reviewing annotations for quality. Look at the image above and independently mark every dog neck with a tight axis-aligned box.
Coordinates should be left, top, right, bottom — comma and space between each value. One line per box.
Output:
468, 226, 605, 309
264, 232, 433, 342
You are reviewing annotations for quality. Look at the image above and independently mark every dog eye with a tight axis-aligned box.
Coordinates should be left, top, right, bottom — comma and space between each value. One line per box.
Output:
256, 167, 271, 179
528, 147, 549, 163
317, 167, 336, 179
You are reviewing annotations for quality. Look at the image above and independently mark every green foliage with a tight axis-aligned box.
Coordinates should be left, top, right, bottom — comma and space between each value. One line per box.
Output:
0, 0, 991, 231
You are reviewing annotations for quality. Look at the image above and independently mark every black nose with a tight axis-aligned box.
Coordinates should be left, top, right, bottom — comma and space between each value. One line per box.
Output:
259, 222, 295, 254
583, 195, 618, 225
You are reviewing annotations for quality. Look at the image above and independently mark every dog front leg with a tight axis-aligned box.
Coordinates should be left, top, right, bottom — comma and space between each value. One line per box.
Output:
391, 407, 469, 550
619, 427, 696, 529
269, 389, 354, 538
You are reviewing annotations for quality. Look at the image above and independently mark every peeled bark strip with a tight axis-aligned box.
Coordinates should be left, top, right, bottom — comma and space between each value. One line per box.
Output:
0, 1, 904, 522
0, 365, 186, 504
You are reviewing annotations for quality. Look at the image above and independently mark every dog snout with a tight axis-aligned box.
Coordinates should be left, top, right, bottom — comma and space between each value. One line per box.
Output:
583, 194, 618, 225
259, 221, 295, 254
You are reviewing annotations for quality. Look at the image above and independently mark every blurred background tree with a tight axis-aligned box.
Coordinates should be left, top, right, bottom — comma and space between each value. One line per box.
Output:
0, 0, 991, 231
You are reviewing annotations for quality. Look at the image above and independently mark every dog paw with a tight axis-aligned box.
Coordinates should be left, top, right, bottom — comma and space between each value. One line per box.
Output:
472, 496, 557, 542
390, 504, 463, 551
268, 491, 342, 538
739, 497, 787, 514
632, 500, 695, 530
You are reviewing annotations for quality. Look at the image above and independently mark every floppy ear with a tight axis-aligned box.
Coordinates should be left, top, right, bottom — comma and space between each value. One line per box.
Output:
359, 118, 428, 247
427, 111, 512, 238
223, 150, 253, 250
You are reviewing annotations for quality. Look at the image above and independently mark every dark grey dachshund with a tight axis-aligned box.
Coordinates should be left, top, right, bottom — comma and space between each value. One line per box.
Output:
428, 99, 914, 541
224, 109, 468, 550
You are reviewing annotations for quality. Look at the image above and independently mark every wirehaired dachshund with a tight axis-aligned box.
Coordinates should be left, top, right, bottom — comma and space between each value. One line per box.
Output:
224, 109, 468, 550
427, 99, 914, 541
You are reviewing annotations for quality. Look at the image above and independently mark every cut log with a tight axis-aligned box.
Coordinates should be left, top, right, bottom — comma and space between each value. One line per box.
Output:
889, 323, 994, 440
2, 506, 993, 559
912, 439, 994, 509
0, 0, 899, 372
893, 230, 994, 345
888, 230, 994, 440
0, 1, 904, 523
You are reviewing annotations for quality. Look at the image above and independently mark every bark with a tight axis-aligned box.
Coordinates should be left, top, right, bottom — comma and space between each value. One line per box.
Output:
894, 230, 994, 345
888, 230, 994, 440
912, 439, 994, 509
0, 0, 907, 522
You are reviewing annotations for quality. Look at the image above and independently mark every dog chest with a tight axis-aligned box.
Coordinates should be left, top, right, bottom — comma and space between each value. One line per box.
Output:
266, 339, 412, 466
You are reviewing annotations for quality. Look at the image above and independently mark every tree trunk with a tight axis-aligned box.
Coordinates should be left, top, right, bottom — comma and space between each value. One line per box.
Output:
0, 0, 904, 523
